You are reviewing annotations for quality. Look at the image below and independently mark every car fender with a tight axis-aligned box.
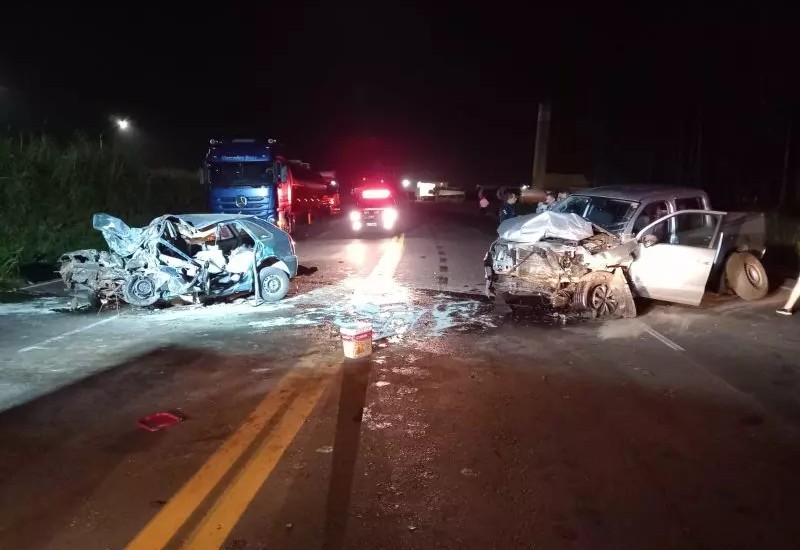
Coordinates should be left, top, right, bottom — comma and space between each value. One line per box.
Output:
267, 260, 292, 277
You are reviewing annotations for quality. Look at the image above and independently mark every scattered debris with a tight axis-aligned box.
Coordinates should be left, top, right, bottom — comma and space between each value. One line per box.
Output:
138, 411, 184, 432
250, 367, 271, 374
315, 445, 334, 454
460, 467, 478, 477
374, 381, 391, 387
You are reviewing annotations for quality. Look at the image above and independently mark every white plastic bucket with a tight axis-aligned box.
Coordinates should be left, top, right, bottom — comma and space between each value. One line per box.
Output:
340, 322, 373, 359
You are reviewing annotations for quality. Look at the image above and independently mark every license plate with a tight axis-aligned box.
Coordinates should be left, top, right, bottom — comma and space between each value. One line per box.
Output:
366, 222, 378, 227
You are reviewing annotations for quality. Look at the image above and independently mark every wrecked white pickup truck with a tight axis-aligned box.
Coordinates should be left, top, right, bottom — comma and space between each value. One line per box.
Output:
60, 213, 298, 307
485, 186, 769, 318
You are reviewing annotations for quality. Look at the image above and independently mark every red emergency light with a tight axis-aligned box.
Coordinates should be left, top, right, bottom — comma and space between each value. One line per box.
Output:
361, 189, 391, 199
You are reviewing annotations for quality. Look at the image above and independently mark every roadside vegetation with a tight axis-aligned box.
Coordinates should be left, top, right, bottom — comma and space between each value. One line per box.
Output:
0, 135, 204, 285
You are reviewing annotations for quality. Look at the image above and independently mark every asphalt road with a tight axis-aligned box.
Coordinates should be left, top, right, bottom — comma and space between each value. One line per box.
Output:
1, 202, 800, 550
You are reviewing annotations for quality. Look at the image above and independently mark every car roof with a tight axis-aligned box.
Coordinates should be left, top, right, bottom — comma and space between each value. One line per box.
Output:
172, 213, 257, 229
572, 185, 709, 203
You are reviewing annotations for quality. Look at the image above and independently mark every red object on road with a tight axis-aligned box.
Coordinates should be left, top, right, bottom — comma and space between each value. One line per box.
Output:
138, 411, 183, 432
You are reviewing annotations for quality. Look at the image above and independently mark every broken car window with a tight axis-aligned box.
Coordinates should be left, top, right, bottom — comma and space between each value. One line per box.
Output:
633, 201, 670, 234
238, 219, 273, 241
673, 213, 718, 247
217, 224, 235, 240
551, 195, 638, 234
643, 213, 718, 248
675, 197, 705, 211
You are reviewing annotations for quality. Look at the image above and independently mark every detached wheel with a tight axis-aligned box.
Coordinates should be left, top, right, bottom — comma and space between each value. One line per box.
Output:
122, 274, 161, 307
258, 267, 290, 302
725, 252, 768, 301
573, 272, 619, 318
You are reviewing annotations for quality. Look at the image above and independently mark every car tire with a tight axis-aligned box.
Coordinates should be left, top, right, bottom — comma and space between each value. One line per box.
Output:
122, 274, 161, 307
258, 267, 290, 302
573, 271, 619, 318
725, 252, 768, 301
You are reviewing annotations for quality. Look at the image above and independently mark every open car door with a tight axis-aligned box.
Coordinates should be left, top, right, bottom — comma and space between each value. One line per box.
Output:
627, 210, 726, 306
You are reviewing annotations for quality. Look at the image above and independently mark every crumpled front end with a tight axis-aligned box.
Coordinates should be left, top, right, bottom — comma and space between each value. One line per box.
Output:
58, 213, 284, 308
486, 231, 637, 313
490, 241, 593, 305
59, 249, 128, 305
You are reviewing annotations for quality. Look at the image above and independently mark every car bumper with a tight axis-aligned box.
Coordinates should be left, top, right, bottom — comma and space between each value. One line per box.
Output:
283, 255, 299, 278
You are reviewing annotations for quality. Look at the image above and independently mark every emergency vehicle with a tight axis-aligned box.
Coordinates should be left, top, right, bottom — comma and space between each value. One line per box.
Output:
349, 185, 399, 233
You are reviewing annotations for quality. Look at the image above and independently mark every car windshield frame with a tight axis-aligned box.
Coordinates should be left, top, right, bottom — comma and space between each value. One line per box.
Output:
550, 195, 639, 234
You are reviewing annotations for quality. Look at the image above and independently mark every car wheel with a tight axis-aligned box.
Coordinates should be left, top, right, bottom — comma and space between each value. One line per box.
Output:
122, 274, 161, 307
573, 272, 619, 318
725, 252, 768, 301
258, 266, 290, 302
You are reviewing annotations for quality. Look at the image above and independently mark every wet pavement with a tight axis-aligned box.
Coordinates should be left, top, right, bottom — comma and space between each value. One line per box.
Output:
1, 202, 800, 549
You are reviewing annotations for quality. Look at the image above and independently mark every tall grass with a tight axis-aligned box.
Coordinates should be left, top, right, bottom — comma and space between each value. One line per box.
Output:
0, 134, 204, 284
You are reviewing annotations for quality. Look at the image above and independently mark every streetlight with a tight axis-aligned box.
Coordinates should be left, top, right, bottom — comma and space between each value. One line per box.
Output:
116, 118, 130, 131
401, 178, 411, 188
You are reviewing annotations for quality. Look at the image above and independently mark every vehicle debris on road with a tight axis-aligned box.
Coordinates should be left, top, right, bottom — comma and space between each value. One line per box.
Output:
59, 213, 298, 308
137, 411, 184, 432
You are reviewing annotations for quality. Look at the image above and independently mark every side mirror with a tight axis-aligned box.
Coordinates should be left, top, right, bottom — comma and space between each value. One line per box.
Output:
641, 234, 659, 248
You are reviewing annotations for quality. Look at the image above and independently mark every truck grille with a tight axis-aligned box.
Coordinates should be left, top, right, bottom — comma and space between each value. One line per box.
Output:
213, 195, 271, 216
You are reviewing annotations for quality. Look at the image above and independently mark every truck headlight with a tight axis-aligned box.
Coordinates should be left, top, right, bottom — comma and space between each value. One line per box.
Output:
349, 211, 361, 222
382, 208, 398, 228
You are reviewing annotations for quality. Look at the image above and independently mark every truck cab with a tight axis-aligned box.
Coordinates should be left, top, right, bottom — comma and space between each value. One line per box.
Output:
204, 139, 284, 225
349, 186, 399, 233
204, 139, 329, 234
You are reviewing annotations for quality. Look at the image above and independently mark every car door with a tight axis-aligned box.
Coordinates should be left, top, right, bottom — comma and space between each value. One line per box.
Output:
627, 210, 725, 306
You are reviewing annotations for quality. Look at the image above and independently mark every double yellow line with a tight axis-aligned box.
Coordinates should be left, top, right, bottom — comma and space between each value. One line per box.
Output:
367, 233, 405, 281
125, 368, 333, 550
127, 232, 405, 549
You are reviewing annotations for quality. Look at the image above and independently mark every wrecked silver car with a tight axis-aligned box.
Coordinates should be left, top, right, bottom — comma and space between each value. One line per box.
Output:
486, 186, 769, 318
60, 213, 298, 307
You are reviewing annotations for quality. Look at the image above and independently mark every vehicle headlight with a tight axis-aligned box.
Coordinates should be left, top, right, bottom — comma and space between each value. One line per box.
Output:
349, 210, 361, 222
382, 208, 398, 223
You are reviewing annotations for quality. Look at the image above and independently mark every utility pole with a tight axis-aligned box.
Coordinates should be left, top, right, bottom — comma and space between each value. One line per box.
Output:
532, 102, 551, 188
695, 107, 703, 187
779, 116, 793, 208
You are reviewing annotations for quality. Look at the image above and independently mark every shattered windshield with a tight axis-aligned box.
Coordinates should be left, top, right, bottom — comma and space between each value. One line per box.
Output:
551, 195, 638, 234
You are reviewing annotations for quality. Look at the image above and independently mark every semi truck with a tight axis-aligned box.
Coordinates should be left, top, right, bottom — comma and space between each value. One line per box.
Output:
203, 139, 331, 234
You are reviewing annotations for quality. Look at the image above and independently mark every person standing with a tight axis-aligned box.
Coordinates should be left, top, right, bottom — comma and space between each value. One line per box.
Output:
536, 191, 556, 214
777, 278, 800, 315
499, 191, 518, 223
477, 186, 490, 215
479, 195, 490, 215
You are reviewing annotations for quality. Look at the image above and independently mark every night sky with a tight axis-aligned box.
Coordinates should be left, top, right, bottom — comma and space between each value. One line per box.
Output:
1, 5, 798, 202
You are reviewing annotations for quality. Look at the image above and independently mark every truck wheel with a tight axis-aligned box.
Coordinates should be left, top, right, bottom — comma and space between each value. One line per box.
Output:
122, 274, 161, 307
725, 252, 768, 301
573, 272, 619, 318
258, 267, 290, 302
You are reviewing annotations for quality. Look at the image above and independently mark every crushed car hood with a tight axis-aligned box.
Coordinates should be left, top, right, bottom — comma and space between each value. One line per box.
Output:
497, 211, 595, 243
